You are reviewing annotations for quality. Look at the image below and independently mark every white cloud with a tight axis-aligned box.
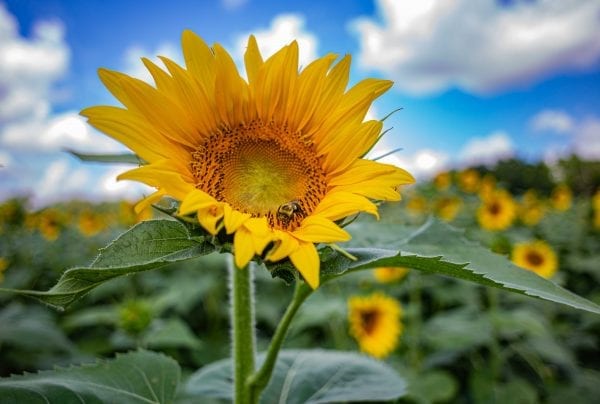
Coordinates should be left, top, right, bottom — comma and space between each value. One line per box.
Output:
1, 111, 123, 153
0, 3, 69, 121
235, 14, 318, 68
122, 42, 181, 83
459, 131, 515, 166
572, 118, 600, 160
350, 0, 600, 95
530, 109, 575, 134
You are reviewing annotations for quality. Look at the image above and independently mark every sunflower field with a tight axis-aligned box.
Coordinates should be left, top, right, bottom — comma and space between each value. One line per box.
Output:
1, 155, 598, 403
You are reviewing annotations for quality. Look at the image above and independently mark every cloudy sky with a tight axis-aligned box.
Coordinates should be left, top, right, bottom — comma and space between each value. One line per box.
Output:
1, 0, 599, 206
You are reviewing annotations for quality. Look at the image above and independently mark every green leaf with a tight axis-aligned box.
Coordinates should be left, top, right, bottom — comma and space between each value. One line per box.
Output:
321, 218, 600, 314
406, 370, 458, 404
0, 220, 215, 310
0, 350, 180, 404
143, 318, 202, 350
186, 349, 407, 403
67, 149, 145, 164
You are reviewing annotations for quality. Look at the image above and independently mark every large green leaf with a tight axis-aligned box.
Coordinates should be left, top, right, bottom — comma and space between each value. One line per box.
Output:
0, 350, 180, 404
0, 220, 215, 310
320, 218, 600, 314
186, 349, 407, 403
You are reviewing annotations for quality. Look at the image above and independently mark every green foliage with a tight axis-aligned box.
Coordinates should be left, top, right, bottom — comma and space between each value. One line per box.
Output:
0, 350, 180, 404
67, 149, 144, 165
186, 349, 407, 403
320, 218, 600, 314
0, 220, 214, 310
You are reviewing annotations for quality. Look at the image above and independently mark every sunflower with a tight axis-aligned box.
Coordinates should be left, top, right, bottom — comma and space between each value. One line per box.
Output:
478, 174, 497, 199
373, 267, 409, 283
512, 240, 558, 279
519, 191, 545, 226
433, 195, 462, 222
348, 292, 402, 358
458, 168, 480, 193
551, 184, 572, 211
82, 31, 414, 288
78, 210, 106, 237
406, 194, 428, 215
0, 257, 8, 284
433, 171, 451, 191
477, 189, 516, 231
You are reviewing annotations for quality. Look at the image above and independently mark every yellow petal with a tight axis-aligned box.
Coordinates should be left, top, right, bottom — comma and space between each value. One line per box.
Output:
313, 191, 379, 221
181, 30, 215, 95
134, 190, 165, 214
329, 159, 414, 186
223, 203, 251, 234
244, 35, 263, 84
293, 216, 350, 243
266, 231, 299, 262
234, 226, 255, 269
179, 189, 217, 216
290, 241, 320, 289
197, 203, 224, 235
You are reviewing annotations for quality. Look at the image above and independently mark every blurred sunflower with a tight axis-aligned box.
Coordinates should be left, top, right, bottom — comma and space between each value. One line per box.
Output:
519, 191, 545, 226
373, 267, 409, 283
0, 257, 8, 283
83, 31, 414, 288
433, 171, 451, 191
551, 184, 572, 211
37, 209, 65, 241
406, 194, 428, 215
512, 240, 558, 279
458, 168, 480, 193
433, 195, 462, 222
477, 189, 516, 231
478, 174, 497, 199
78, 210, 106, 237
118, 201, 153, 226
348, 292, 402, 358
593, 189, 600, 229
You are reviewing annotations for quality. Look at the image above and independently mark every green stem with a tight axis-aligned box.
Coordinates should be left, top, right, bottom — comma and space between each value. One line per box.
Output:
229, 256, 256, 404
247, 280, 313, 403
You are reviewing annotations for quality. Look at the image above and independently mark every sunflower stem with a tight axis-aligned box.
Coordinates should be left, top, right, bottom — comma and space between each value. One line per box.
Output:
228, 256, 256, 404
247, 280, 313, 403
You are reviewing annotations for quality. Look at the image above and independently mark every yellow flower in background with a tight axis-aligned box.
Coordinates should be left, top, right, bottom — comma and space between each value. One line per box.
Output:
458, 169, 480, 193
434, 195, 462, 222
348, 293, 402, 359
478, 174, 497, 199
593, 189, 600, 211
406, 194, 428, 215
0, 257, 8, 283
520, 203, 545, 227
373, 267, 409, 283
512, 240, 558, 279
551, 184, 572, 211
433, 171, 451, 191
78, 210, 106, 236
477, 189, 516, 231
38, 209, 64, 241
83, 31, 414, 288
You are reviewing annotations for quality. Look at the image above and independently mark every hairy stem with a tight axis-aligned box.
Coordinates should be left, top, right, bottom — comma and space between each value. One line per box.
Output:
229, 256, 256, 404
247, 280, 313, 403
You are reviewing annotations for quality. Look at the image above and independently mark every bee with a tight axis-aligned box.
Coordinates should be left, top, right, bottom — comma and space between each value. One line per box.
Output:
277, 200, 302, 223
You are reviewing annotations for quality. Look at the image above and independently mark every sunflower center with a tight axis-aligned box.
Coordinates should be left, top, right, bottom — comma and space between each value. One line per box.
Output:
525, 251, 544, 267
360, 309, 380, 335
190, 120, 328, 230
488, 201, 502, 215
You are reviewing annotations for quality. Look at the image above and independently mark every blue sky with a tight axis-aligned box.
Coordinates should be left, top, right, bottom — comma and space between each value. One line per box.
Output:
1, 0, 599, 206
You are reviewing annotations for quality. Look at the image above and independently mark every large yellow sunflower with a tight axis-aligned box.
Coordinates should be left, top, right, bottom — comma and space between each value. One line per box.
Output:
512, 240, 558, 279
82, 31, 414, 288
348, 292, 402, 358
477, 189, 516, 231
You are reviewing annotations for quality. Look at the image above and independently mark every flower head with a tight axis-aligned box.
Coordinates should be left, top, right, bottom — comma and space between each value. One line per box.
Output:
458, 169, 480, 193
477, 189, 516, 231
373, 267, 409, 283
348, 292, 402, 358
434, 195, 462, 222
83, 31, 414, 288
551, 184, 572, 211
512, 240, 558, 279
